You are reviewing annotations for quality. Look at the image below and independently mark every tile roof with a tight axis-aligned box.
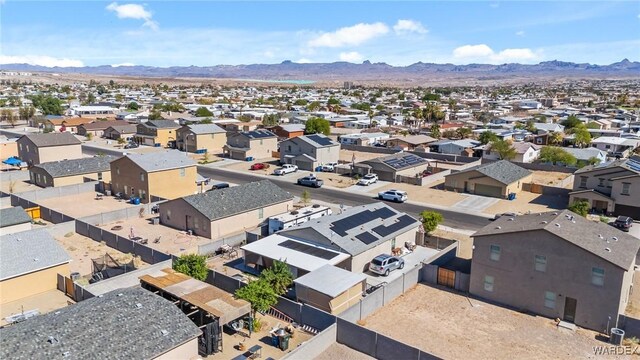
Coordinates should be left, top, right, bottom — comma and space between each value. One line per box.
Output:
47, 118, 91, 126
473, 210, 640, 270
0, 229, 71, 281
32, 155, 116, 178
176, 180, 293, 221
19, 133, 82, 147
0, 206, 32, 228
121, 150, 196, 173
0, 287, 201, 360
183, 124, 226, 134
450, 160, 532, 185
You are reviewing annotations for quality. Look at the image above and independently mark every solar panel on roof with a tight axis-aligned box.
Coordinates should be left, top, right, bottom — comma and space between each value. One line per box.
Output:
330, 207, 396, 236
278, 240, 338, 260
372, 215, 416, 237
307, 134, 334, 146
355, 232, 378, 245
246, 130, 274, 139
382, 154, 426, 170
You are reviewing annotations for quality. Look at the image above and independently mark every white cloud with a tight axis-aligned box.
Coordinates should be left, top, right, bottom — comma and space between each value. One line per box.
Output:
111, 63, 136, 67
452, 44, 537, 63
339, 51, 363, 62
308, 22, 389, 48
106, 2, 158, 30
296, 58, 313, 64
515, 30, 525, 36
393, 20, 428, 35
0, 55, 84, 67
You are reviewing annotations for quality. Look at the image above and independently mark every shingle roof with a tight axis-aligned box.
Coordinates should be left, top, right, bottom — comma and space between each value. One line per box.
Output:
32, 156, 115, 178
241, 129, 276, 139
296, 134, 339, 148
473, 210, 640, 270
451, 160, 532, 185
122, 150, 196, 172
79, 120, 126, 131
0, 229, 71, 280
0, 287, 201, 360
145, 120, 180, 128
177, 180, 293, 221
184, 124, 226, 134
0, 206, 31, 228
19, 133, 81, 147
106, 124, 137, 133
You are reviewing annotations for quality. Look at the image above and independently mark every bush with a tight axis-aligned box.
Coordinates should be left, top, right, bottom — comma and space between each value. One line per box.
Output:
568, 200, 590, 217
420, 211, 443, 235
173, 254, 208, 281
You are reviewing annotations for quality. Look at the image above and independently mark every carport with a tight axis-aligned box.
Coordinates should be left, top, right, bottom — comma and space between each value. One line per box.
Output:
294, 264, 367, 315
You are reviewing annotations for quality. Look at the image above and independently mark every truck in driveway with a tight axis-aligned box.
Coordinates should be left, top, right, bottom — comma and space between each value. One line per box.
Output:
273, 164, 298, 175
297, 174, 323, 188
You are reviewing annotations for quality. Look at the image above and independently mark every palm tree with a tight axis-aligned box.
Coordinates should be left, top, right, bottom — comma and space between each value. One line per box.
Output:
448, 98, 457, 122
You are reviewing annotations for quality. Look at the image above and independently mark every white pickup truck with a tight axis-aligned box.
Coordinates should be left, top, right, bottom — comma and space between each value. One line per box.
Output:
273, 164, 298, 175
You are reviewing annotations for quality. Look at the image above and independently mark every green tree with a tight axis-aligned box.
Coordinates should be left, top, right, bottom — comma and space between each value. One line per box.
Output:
456, 127, 472, 139
548, 131, 564, 146
199, 117, 213, 124
307, 101, 321, 112
84, 92, 96, 105
568, 200, 590, 217
539, 146, 577, 166
19, 105, 35, 120
260, 260, 293, 295
1, 109, 16, 127
573, 124, 592, 148
327, 97, 340, 105
85, 132, 93, 140
148, 110, 164, 120
561, 115, 581, 129
489, 140, 517, 160
430, 123, 441, 139
478, 131, 498, 145
173, 254, 208, 281
422, 93, 440, 102
301, 190, 311, 204
235, 279, 279, 317
420, 211, 443, 235
304, 117, 330, 135
587, 156, 601, 166
195, 107, 213, 117
29, 95, 63, 115
127, 102, 139, 111
293, 99, 308, 106
262, 114, 279, 126
586, 122, 601, 129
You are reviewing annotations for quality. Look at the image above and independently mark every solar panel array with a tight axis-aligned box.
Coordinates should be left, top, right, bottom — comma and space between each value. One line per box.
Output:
382, 154, 427, 169
331, 207, 396, 236
307, 134, 334, 146
355, 232, 379, 245
278, 240, 338, 260
372, 215, 417, 237
627, 158, 640, 172
245, 130, 275, 139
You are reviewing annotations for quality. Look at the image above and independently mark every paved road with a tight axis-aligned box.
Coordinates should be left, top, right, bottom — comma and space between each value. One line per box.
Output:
198, 166, 491, 231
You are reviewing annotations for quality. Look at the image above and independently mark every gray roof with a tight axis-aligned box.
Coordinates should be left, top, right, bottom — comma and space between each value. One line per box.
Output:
0, 287, 201, 360
278, 124, 305, 132
390, 134, 437, 145
183, 124, 226, 134
106, 124, 137, 133
19, 133, 81, 147
451, 160, 532, 185
473, 210, 640, 270
79, 121, 125, 130
295, 134, 340, 148
280, 202, 420, 256
121, 150, 196, 172
145, 120, 179, 128
294, 264, 366, 297
0, 229, 71, 281
176, 180, 293, 221
563, 147, 606, 161
241, 129, 277, 139
0, 206, 31, 228
32, 156, 115, 178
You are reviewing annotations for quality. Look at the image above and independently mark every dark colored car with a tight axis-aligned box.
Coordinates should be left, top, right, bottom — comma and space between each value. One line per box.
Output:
208, 183, 230, 191
124, 142, 139, 149
613, 216, 633, 232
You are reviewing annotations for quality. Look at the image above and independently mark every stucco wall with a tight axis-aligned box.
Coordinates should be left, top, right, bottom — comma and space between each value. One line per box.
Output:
40, 144, 83, 164
159, 198, 212, 238
0, 141, 18, 159
0, 263, 70, 304
247, 137, 278, 160
350, 227, 418, 273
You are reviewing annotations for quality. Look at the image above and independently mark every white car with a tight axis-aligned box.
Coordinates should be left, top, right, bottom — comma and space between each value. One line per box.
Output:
378, 189, 408, 203
358, 173, 379, 186
321, 162, 339, 172
273, 164, 298, 175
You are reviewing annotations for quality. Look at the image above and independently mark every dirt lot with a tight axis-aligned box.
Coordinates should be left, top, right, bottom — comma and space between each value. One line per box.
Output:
430, 227, 474, 259
315, 172, 357, 188
313, 343, 374, 360
1, 289, 72, 326
55, 232, 148, 276
372, 180, 466, 207
531, 171, 572, 187
485, 191, 568, 215
222, 157, 280, 175
37, 192, 138, 218
340, 149, 386, 162
364, 284, 612, 360
0, 177, 38, 194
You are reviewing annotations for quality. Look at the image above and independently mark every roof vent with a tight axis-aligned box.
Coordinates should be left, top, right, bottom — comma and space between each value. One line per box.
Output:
495, 226, 501, 229
62, 351, 71, 357
541, 221, 548, 224
48, 336, 59, 345
135, 303, 143, 309
612, 236, 618, 241
554, 223, 560, 227
117, 293, 123, 297
552, 212, 558, 215
161, 329, 169, 336
605, 247, 611, 252
508, 218, 515, 221
54, 311, 61, 315
33, 258, 39, 262
598, 234, 604, 239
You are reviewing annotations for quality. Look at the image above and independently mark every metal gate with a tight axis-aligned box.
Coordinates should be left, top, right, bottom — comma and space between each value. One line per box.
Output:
437, 267, 455, 288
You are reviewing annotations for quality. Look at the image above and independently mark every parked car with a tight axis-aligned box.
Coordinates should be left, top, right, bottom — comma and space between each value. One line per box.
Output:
208, 182, 230, 191
377, 189, 408, 203
250, 163, 267, 170
124, 142, 139, 149
297, 174, 323, 188
273, 164, 298, 175
612, 216, 633, 232
492, 212, 517, 221
358, 173, 379, 186
369, 254, 405, 276
321, 162, 339, 172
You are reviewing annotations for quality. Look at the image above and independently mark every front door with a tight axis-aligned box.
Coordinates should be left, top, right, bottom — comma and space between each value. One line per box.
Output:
186, 215, 192, 230
437, 268, 456, 288
564, 297, 577, 323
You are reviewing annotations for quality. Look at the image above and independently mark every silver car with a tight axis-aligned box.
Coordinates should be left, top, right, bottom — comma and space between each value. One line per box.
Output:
369, 254, 405, 276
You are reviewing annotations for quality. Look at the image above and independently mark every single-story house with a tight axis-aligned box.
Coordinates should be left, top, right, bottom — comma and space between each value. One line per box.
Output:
562, 147, 607, 166
444, 160, 533, 198
338, 132, 390, 146
353, 152, 430, 182
159, 180, 293, 239
29, 155, 114, 188
77, 120, 127, 137
386, 135, 437, 151
17, 132, 83, 165
482, 142, 541, 163
294, 264, 367, 315
44, 117, 92, 133
104, 124, 138, 140
430, 139, 481, 156
0, 207, 32, 235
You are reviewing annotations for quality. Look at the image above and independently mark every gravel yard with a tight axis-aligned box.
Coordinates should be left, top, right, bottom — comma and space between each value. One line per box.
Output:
313, 343, 374, 360
371, 181, 466, 207
485, 191, 568, 215
364, 284, 613, 360
531, 171, 573, 187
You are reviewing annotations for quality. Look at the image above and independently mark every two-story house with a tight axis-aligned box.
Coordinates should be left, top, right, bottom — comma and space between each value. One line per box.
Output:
176, 124, 227, 154
470, 210, 639, 332
109, 150, 197, 203
279, 134, 340, 171
134, 120, 180, 147
569, 156, 640, 218
223, 130, 278, 160
16, 133, 82, 165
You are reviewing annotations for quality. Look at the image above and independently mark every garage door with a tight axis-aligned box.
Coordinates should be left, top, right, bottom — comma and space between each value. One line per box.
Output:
474, 184, 503, 198
614, 205, 640, 220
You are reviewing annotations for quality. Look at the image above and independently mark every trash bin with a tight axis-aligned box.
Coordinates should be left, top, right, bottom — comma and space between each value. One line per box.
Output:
130, 197, 141, 205
271, 334, 279, 347
246, 156, 254, 162
610, 328, 625, 345
70, 272, 81, 281
279, 334, 290, 351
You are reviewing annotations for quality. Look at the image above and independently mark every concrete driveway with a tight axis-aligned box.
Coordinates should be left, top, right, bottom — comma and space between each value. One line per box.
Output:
345, 180, 389, 193
365, 246, 439, 286
452, 195, 500, 213
629, 221, 640, 240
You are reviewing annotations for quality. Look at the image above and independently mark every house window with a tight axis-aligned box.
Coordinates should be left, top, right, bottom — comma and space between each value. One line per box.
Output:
180, 168, 186, 177
579, 176, 587, 188
287, 145, 291, 152
483, 275, 494, 292
598, 178, 604, 187
622, 183, 630, 195
140, 173, 145, 182
258, 208, 264, 219
544, 291, 556, 309
592, 267, 605, 286
535, 255, 547, 272
97, 172, 103, 181
489, 245, 501, 261
19, 144, 22, 151
194, 217, 199, 229
116, 167, 120, 175
26, 145, 30, 152
166, 209, 171, 221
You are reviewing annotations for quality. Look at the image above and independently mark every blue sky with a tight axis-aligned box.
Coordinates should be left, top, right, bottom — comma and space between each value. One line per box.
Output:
1, 1, 639, 67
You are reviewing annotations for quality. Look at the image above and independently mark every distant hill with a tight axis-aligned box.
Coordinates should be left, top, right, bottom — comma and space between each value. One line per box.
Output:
2, 59, 639, 81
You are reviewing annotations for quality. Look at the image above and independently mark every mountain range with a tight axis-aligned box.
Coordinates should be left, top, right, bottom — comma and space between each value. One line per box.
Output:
2, 59, 639, 82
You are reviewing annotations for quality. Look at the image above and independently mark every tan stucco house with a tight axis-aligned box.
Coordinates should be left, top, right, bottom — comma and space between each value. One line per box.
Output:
470, 210, 640, 332
104, 124, 137, 140
77, 120, 127, 137
279, 134, 340, 171
17, 133, 82, 165
224, 130, 277, 160
110, 150, 197, 203
0, 207, 32, 236
176, 124, 227, 154
134, 120, 180, 147
444, 160, 533, 198
159, 180, 293, 239
29, 155, 114, 188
